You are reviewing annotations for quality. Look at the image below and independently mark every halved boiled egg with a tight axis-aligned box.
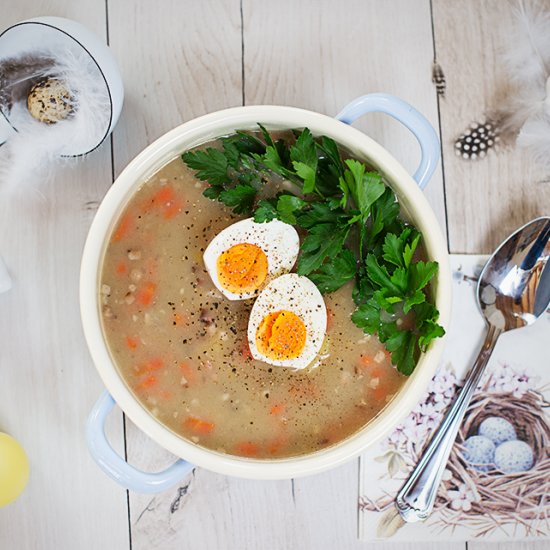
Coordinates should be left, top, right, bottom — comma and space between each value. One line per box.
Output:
247, 274, 327, 369
203, 218, 299, 300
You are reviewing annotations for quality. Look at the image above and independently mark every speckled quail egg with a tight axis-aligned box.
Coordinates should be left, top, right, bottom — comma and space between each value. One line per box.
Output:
203, 218, 299, 300
247, 273, 327, 369
478, 416, 517, 446
27, 78, 74, 124
463, 435, 496, 472
494, 440, 534, 474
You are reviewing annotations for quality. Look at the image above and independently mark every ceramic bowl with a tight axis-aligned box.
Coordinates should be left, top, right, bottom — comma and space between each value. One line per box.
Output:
81, 94, 451, 492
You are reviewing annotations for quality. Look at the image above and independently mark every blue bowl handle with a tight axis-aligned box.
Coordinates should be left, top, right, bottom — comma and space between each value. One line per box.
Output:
86, 391, 194, 493
335, 93, 440, 190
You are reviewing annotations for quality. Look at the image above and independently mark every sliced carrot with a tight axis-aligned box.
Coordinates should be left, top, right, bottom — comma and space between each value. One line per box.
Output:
113, 213, 132, 242
235, 441, 259, 457
134, 357, 164, 376
148, 358, 164, 371
136, 374, 157, 390
359, 354, 374, 367
154, 185, 175, 204
179, 361, 196, 385
116, 261, 128, 275
269, 403, 285, 416
372, 386, 387, 401
357, 355, 384, 378
163, 198, 184, 219
184, 416, 215, 434
159, 390, 173, 400
126, 336, 139, 350
136, 281, 157, 306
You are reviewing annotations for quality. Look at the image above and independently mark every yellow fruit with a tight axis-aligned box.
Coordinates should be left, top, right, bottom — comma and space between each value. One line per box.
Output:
0, 432, 29, 507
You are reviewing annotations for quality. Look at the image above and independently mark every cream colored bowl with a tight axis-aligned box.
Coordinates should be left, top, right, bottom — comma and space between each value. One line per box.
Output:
81, 98, 451, 490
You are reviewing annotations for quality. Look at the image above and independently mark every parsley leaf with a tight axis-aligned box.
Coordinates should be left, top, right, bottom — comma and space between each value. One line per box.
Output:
218, 184, 256, 214
382, 228, 413, 268
290, 129, 318, 194
297, 223, 350, 275
410, 260, 439, 293
254, 198, 278, 222
403, 233, 421, 268
340, 159, 385, 258
254, 195, 307, 224
385, 329, 418, 375
368, 187, 401, 248
181, 148, 230, 185
414, 302, 445, 350
276, 195, 307, 224
297, 202, 351, 229
309, 249, 356, 293
403, 290, 426, 314
351, 301, 381, 334
365, 254, 402, 296
319, 136, 345, 176
342, 160, 385, 222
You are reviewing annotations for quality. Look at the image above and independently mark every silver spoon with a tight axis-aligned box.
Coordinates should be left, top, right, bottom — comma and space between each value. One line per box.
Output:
395, 216, 550, 523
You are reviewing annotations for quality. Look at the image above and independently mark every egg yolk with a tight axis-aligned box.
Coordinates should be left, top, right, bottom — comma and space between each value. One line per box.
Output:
216, 243, 269, 294
255, 310, 307, 360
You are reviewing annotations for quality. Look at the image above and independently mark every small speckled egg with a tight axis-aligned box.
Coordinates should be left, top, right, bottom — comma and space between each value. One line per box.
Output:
478, 416, 517, 446
463, 435, 495, 472
27, 78, 74, 124
494, 440, 534, 474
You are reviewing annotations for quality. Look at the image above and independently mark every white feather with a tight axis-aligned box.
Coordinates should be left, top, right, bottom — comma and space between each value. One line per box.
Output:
495, 0, 550, 135
501, 0, 550, 89
517, 110, 550, 170
495, 0, 550, 170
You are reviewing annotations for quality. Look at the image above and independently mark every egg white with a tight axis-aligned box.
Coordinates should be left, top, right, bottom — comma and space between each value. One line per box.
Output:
247, 274, 327, 369
203, 218, 299, 300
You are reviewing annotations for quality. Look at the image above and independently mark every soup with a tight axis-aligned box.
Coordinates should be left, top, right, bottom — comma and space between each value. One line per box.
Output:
99, 128, 441, 459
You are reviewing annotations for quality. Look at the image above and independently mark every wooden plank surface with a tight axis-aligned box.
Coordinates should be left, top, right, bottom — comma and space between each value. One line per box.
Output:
433, 0, 550, 253
1, 0, 548, 548
0, 2, 129, 550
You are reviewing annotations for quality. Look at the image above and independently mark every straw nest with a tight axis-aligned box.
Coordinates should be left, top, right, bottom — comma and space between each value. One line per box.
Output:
436, 386, 550, 536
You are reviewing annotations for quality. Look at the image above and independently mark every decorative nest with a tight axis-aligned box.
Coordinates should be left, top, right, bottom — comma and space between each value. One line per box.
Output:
437, 386, 550, 536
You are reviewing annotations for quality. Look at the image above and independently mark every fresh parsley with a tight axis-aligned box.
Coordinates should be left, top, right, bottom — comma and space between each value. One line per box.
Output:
351, 229, 444, 374
181, 125, 444, 375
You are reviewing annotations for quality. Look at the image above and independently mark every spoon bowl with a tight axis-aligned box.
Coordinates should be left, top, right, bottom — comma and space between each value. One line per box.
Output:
478, 216, 550, 331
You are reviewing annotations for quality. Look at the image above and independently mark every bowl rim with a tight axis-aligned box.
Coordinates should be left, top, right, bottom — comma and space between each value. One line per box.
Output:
80, 105, 451, 479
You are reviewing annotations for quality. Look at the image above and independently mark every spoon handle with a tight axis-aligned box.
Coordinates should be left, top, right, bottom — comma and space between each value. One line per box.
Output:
395, 323, 502, 522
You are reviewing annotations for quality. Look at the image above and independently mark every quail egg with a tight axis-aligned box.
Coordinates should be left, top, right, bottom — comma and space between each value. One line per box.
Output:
463, 435, 495, 472
27, 78, 74, 124
478, 416, 517, 446
494, 440, 534, 474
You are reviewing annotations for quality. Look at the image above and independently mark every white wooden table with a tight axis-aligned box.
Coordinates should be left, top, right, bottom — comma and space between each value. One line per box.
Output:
1, 1, 549, 549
